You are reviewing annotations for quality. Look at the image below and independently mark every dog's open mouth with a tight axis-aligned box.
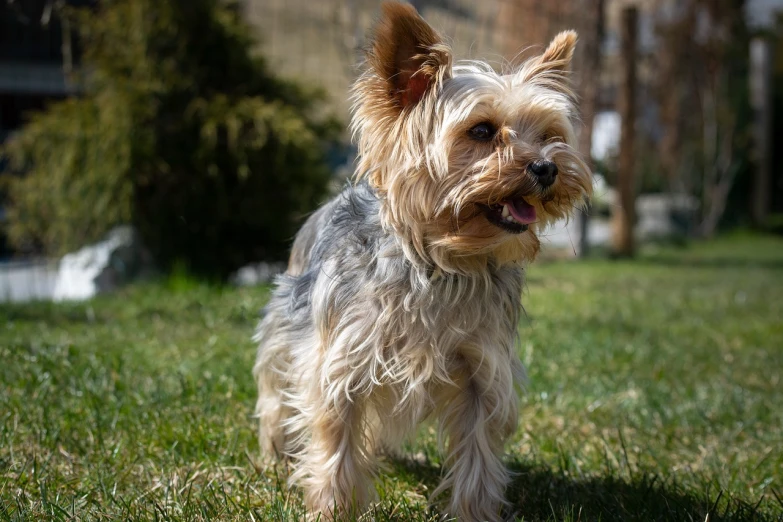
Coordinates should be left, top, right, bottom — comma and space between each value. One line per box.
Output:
482, 198, 537, 234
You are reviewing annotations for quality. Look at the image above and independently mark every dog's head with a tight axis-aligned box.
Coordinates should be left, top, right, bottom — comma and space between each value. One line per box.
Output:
352, 2, 592, 273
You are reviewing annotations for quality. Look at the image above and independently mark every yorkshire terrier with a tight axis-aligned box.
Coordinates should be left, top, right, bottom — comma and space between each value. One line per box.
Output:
253, 2, 591, 520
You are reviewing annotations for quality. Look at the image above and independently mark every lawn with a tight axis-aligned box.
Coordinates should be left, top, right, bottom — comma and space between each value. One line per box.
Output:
1, 233, 782, 521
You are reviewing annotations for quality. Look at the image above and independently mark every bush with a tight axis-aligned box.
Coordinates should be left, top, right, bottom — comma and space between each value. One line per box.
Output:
4, 0, 338, 278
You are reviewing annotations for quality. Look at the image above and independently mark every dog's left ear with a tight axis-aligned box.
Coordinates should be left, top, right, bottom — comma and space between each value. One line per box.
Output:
537, 30, 578, 73
367, 2, 452, 109
519, 30, 578, 87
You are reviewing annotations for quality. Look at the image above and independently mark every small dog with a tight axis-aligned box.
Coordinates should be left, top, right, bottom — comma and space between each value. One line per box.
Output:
253, 3, 591, 520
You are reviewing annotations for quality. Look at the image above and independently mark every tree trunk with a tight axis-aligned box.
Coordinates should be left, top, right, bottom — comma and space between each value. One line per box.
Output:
612, 6, 638, 258
576, 0, 604, 257
750, 36, 773, 227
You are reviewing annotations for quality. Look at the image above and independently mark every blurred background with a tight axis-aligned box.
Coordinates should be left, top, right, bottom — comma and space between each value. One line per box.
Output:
0, 0, 781, 300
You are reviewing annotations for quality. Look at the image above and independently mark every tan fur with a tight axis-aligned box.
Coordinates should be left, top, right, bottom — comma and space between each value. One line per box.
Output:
368, 2, 449, 108
254, 3, 592, 521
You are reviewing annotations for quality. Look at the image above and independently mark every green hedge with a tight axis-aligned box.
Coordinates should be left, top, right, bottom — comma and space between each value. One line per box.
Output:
4, 0, 339, 278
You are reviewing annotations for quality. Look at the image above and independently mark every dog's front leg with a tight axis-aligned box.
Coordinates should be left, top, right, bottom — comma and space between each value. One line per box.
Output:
298, 351, 375, 520
434, 350, 520, 522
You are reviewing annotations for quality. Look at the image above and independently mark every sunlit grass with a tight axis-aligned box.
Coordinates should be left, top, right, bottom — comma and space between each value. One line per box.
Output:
1, 233, 781, 521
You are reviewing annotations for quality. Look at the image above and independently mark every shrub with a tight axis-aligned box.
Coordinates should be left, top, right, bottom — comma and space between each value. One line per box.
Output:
4, 0, 338, 278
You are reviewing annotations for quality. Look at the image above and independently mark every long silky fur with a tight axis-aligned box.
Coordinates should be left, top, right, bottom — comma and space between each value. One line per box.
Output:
253, 4, 591, 521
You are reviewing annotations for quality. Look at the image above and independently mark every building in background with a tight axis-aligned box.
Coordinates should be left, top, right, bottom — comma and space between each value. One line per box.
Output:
0, 0, 95, 144
0, 0, 94, 258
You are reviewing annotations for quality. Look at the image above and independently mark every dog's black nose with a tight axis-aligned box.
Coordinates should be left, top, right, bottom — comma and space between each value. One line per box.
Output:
528, 160, 558, 187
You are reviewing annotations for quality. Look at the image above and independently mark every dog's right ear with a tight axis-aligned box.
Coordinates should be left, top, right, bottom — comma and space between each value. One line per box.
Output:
367, 2, 452, 109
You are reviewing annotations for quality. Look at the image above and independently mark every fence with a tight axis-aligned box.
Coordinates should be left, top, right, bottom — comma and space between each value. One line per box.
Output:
0, 258, 59, 303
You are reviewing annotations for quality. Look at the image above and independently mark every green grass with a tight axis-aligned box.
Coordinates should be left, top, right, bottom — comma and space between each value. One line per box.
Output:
2, 233, 782, 521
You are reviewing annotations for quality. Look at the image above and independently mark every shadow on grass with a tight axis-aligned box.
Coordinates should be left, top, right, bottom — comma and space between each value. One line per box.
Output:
505, 462, 780, 522
389, 457, 781, 522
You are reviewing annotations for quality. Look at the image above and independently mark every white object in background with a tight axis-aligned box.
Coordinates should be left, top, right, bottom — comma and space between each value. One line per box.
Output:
591, 111, 621, 161
53, 226, 146, 301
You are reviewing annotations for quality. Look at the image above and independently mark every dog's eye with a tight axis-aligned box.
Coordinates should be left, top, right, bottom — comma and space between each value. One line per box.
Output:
541, 133, 561, 143
468, 122, 496, 142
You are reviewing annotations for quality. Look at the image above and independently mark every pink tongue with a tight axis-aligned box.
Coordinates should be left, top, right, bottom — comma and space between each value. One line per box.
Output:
505, 199, 537, 224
